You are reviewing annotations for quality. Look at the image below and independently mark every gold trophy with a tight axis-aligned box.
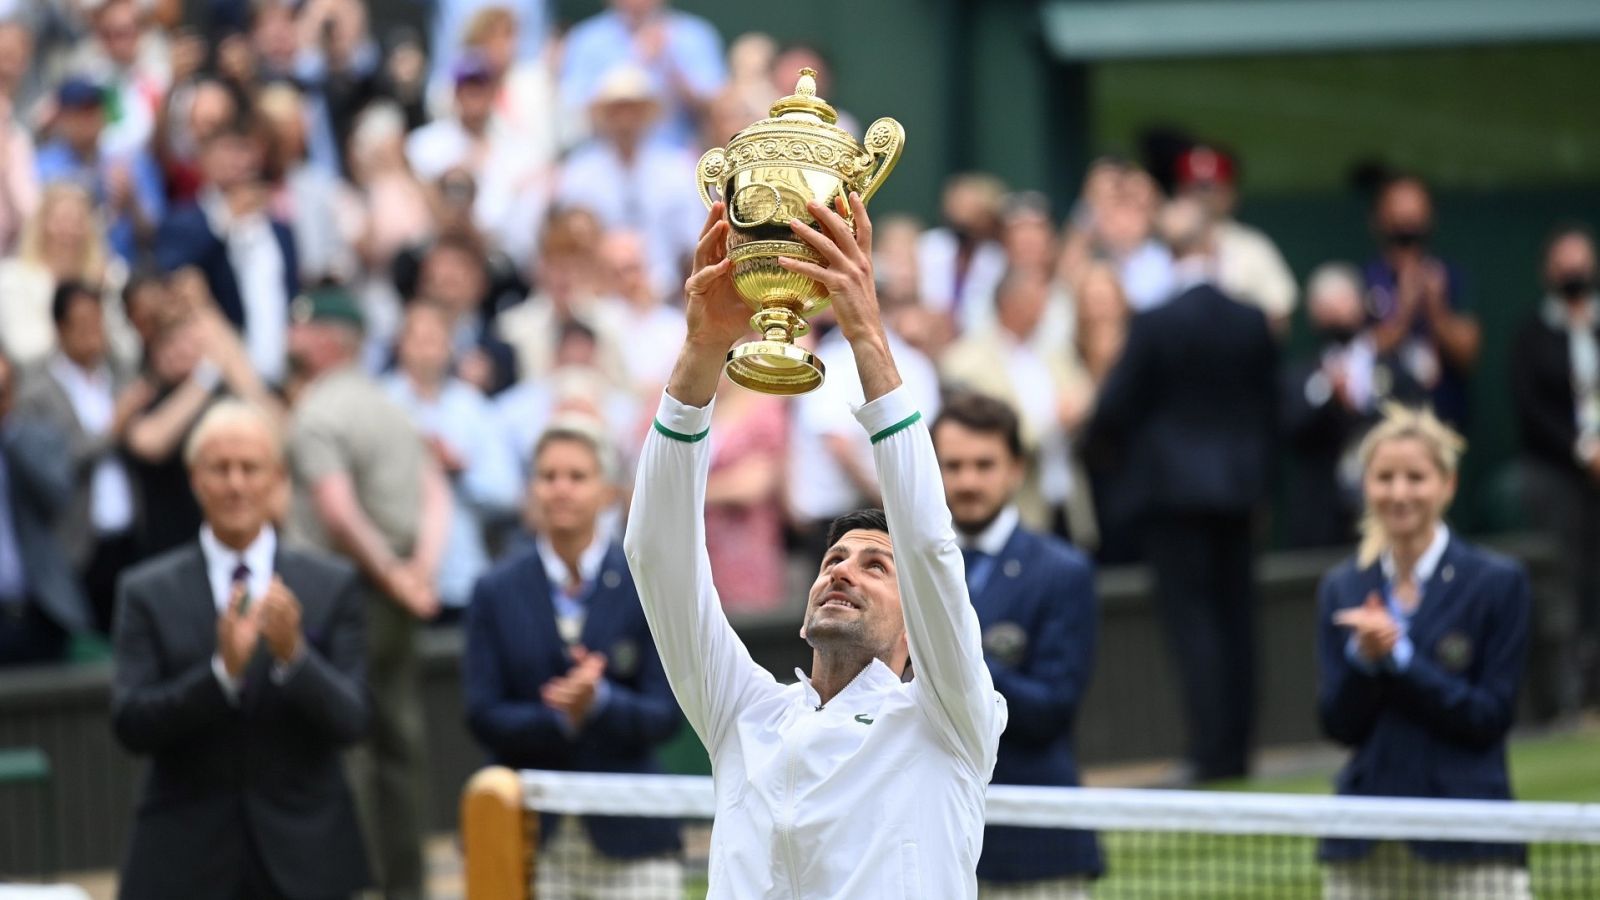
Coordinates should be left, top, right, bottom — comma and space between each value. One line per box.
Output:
697, 68, 904, 394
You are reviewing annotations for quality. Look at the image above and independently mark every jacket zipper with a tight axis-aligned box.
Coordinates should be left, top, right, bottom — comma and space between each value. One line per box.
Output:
780, 714, 804, 898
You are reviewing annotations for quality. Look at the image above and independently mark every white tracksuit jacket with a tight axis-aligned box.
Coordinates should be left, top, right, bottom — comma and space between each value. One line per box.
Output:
624, 385, 1007, 899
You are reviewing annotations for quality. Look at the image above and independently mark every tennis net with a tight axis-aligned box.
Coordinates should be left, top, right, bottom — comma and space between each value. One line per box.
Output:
460, 768, 1600, 899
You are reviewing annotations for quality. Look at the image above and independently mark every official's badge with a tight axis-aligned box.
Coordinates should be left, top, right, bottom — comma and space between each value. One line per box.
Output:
1435, 630, 1474, 673
602, 570, 623, 590
1002, 559, 1023, 579
983, 621, 1028, 667
609, 638, 641, 678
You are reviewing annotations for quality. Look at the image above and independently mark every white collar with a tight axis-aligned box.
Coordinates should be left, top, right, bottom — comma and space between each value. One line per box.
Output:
794, 658, 902, 709
47, 353, 108, 388
1380, 523, 1450, 584
199, 524, 278, 611
962, 504, 1019, 557
1171, 256, 1216, 293
536, 530, 610, 591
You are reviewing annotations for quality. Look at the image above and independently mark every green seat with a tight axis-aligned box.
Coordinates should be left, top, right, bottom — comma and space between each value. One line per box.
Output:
0, 746, 55, 879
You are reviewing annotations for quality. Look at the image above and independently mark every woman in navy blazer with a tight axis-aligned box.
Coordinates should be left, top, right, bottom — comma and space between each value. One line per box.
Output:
1317, 404, 1532, 898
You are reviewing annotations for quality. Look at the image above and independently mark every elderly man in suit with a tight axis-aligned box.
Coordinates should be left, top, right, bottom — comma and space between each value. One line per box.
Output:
1085, 197, 1278, 783
16, 281, 140, 634
111, 400, 371, 900
932, 391, 1102, 898
466, 419, 684, 897
0, 350, 92, 665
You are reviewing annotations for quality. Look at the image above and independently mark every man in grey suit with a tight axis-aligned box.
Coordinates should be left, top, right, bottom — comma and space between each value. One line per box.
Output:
15, 281, 140, 633
0, 350, 91, 665
112, 400, 372, 899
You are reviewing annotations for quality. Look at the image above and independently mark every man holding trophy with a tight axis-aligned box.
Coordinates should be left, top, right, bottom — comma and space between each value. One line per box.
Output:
623, 70, 1007, 898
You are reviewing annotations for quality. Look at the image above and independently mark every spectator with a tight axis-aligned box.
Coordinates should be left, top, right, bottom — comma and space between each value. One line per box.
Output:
121, 271, 283, 560
346, 102, 433, 364
932, 391, 1103, 896
786, 319, 941, 562
111, 400, 372, 900
383, 301, 520, 618
768, 44, 859, 136
496, 210, 630, 389
704, 379, 788, 614
1317, 405, 1531, 898
35, 76, 164, 263
917, 172, 1007, 337
723, 31, 777, 120
1510, 222, 1600, 717
1174, 145, 1297, 334
0, 182, 137, 370
559, 0, 726, 150
465, 421, 683, 896
0, 24, 40, 254
942, 268, 1095, 542
455, 5, 560, 166
154, 118, 298, 386
1059, 159, 1174, 312
16, 282, 141, 634
1364, 174, 1480, 427
0, 350, 88, 666
599, 229, 685, 397
0, 18, 34, 112
1084, 197, 1277, 782
1282, 263, 1426, 550
154, 76, 239, 207
64, 0, 170, 159
427, 0, 550, 103
1071, 263, 1136, 562
411, 233, 519, 395
256, 82, 362, 284
556, 65, 703, 299
284, 285, 449, 899
293, 0, 392, 177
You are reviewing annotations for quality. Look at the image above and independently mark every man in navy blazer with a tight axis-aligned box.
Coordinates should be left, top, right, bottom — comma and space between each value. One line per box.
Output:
1084, 198, 1277, 782
154, 118, 298, 384
465, 420, 683, 895
933, 391, 1102, 895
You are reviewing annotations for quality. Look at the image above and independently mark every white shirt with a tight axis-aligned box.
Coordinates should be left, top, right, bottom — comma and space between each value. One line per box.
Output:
1000, 333, 1072, 504
787, 330, 942, 522
198, 524, 293, 700
47, 355, 134, 533
626, 386, 1006, 899
200, 189, 288, 385
1379, 522, 1451, 590
555, 141, 705, 298
963, 504, 1020, 557
536, 531, 611, 646
916, 227, 1007, 336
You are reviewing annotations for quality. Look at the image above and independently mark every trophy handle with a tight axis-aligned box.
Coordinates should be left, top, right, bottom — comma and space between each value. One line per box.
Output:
856, 118, 905, 204
696, 147, 728, 210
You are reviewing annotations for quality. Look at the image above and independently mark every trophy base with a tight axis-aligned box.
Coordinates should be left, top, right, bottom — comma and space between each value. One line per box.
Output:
725, 341, 826, 396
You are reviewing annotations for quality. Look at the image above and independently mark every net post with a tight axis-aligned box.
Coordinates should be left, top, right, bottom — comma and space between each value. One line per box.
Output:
461, 766, 536, 900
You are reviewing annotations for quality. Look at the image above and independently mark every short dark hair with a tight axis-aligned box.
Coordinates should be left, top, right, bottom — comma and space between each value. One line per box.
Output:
932, 390, 1025, 461
51, 280, 100, 326
825, 508, 889, 548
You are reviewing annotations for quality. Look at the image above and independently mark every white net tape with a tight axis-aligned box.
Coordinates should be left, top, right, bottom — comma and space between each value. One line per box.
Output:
519, 770, 1600, 845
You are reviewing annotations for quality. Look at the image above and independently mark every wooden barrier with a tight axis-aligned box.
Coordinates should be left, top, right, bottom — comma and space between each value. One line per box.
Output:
461, 766, 536, 900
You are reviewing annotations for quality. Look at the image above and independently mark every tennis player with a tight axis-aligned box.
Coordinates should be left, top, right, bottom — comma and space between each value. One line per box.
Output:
624, 194, 1008, 898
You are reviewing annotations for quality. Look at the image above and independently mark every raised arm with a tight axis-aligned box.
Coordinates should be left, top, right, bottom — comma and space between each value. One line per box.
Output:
623, 203, 780, 753
783, 195, 1006, 776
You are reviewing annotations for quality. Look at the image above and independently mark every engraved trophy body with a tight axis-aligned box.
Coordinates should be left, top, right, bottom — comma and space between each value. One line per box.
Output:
696, 69, 904, 395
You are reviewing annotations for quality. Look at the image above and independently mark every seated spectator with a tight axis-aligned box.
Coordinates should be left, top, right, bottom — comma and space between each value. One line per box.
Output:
1282, 263, 1425, 550
917, 172, 1007, 337
257, 82, 362, 285
35, 76, 164, 263
1317, 405, 1531, 898
556, 65, 703, 298
599, 229, 684, 397
62, 0, 170, 160
154, 118, 298, 386
0, 182, 137, 370
112, 401, 372, 900
1363, 174, 1480, 427
704, 379, 788, 614
1174, 145, 1297, 335
428, 0, 551, 107
154, 76, 240, 207
1510, 222, 1600, 717
465, 421, 684, 896
0, 25, 40, 254
453, 5, 561, 162
16, 282, 141, 634
1070, 264, 1134, 562
0, 350, 89, 666
943, 268, 1094, 542
383, 301, 521, 618
411, 234, 519, 395
1059, 159, 1174, 312
496, 319, 642, 480
559, 0, 726, 150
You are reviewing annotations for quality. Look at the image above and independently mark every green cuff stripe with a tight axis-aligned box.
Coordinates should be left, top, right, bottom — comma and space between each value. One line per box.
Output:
870, 411, 922, 445
653, 418, 710, 443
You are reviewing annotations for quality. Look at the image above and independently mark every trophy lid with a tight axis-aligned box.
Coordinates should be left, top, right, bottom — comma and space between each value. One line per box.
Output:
769, 68, 838, 126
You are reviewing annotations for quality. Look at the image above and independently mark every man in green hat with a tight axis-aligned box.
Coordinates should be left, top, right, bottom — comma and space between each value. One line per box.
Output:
285, 284, 452, 900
